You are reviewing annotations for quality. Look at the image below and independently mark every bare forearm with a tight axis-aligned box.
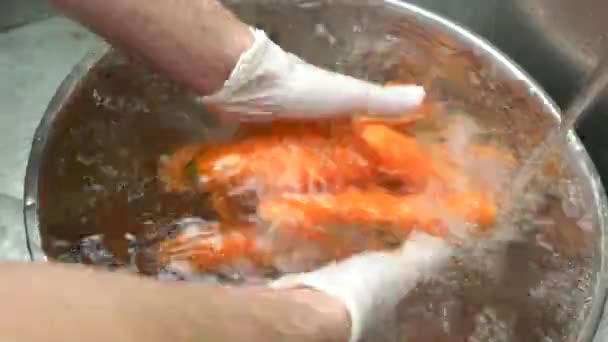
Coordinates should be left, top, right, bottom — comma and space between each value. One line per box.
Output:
0, 262, 349, 342
50, 0, 253, 95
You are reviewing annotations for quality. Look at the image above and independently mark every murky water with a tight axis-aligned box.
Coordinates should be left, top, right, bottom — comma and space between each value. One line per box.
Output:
34, 57, 595, 342
35, 3, 602, 336
508, 55, 608, 213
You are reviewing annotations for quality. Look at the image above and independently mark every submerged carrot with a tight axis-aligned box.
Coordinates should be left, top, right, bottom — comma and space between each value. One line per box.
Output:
155, 102, 508, 276
158, 143, 204, 192
159, 223, 272, 273
257, 189, 496, 240
357, 124, 434, 191
445, 192, 497, 228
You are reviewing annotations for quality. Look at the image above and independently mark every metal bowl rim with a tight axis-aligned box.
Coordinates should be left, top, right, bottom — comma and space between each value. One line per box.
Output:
23, 40, 111, 263
22, 1, 608, 339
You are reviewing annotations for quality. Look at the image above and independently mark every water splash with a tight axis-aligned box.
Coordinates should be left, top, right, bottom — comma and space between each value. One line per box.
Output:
508, 56, 608, 213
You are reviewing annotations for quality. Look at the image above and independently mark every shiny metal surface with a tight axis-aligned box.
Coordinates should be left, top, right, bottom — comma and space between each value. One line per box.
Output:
0, 17, 99, 261
24, 41, 110, 262
401, 3, 608, 336
406, 0, 608, 189
0, 17, 99, 200
23, 1, 608, 340
406, 0, 608, 102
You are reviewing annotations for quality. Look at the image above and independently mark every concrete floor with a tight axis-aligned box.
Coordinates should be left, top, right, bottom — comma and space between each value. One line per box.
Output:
0, 16, 100, 260
0, 0, 54, 31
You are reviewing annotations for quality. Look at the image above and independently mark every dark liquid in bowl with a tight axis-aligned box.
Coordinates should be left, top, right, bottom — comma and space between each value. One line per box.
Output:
38, 54, 595, 341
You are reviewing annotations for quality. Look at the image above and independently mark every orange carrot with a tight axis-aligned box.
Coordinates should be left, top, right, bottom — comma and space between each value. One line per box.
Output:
357, 124, 435, 191
158, 224, 271, 273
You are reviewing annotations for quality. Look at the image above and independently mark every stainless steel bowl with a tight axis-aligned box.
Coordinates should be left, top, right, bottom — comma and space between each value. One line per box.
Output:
23, 1, 608, 340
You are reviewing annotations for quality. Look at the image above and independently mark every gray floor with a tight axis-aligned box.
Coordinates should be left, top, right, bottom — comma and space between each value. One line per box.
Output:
0, 16, 100, 260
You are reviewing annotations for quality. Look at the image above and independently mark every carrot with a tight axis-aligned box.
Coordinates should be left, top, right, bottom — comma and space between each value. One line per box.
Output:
357, 124, 434, 191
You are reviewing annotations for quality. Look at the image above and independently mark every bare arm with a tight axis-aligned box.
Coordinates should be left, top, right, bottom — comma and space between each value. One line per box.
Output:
0, 262, 349, 342
50, 0, 253, 95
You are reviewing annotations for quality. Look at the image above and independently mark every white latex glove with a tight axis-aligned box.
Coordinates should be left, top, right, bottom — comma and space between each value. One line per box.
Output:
202, 28, 426, 120
271, 231, 454, 342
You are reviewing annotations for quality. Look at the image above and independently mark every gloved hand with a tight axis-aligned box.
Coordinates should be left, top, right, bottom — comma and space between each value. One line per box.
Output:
271, 232, 454, 342
202, 28, 426, 120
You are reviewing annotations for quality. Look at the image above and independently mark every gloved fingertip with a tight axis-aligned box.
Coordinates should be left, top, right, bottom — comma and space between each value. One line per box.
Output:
366, 85, 426, 115
399, 231, 452, 262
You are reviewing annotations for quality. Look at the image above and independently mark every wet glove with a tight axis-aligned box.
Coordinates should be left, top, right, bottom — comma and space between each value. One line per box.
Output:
202, 28, 426, 120
272, 231, 454, 342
